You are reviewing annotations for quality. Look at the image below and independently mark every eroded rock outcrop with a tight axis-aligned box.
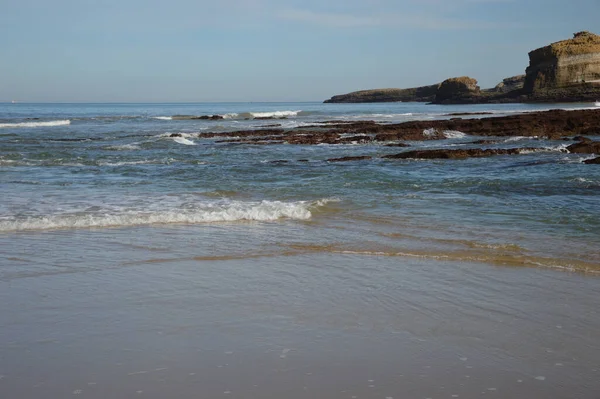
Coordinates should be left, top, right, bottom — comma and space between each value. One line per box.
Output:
491, 75, 526, 93
525, 31, 600, 93
434, 77, 481, 104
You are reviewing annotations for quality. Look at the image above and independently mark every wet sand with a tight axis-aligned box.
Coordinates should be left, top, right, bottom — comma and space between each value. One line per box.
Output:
1, 227, 599, 399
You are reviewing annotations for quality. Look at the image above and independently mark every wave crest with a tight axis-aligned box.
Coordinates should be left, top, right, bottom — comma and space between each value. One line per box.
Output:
224, 110, 304, 119
0, 199, 331, 232
0, 120, 71, 128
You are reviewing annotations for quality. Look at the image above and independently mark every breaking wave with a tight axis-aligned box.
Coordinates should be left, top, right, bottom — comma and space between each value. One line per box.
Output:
443, 130, 467, 139
105, 143, 141, 151
172, 136, 196, 145
225, 110, 305, 119
561, 155, 598, 164
504, 136, 538, 142
0, 120, 71, 128
0, 199, 331, 232
519, 143, 570, 154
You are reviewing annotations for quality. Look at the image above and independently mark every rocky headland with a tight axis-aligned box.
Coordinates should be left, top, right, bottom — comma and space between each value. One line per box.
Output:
323, 84, 439, 103
324, 31, 600, 104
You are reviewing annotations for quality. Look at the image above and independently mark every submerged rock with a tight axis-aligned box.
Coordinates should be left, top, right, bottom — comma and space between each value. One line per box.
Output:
385, 143, 411, 147
567, 140, 600, 153
383, 148, 527, 160
327, 156, 373, 162
172, 115, 224, 120
470, 139, 500, 145
583, 157, 600, 164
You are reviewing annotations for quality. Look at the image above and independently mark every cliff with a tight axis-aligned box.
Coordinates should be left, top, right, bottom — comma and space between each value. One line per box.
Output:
323, 84, 440, 103
524, 31, 600, 93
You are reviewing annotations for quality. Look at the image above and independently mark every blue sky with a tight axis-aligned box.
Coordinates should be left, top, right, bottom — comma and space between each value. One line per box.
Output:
1, 0, 598, 102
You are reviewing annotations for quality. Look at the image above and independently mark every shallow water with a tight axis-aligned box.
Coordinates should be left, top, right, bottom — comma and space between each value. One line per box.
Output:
1, 102, 599, 398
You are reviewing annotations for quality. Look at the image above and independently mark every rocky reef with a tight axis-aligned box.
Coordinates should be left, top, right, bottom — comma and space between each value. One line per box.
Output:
187, 109, 600, 165
324, 31, 600, 104
193, 108, 600, 145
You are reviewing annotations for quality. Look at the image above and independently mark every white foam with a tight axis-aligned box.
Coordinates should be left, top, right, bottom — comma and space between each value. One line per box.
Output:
574, 177, 598, 184
519, 144, 570, 154
0, 199, 329, 231
0, 120, 71, 128
96, 160, 155, 167
221, 110, 303, 119
562, 154, 597, 163
423, 128, 438, 137
154, 116, 172, 120
488, 106, 599, 115
443, 130, 467, 139
172, 137, 196, 145
0, 159, 22, 166
106, 144, 141, 151
368, 113, 414, 118
280, 121, 329, 129
249, 110, 302, 118
505, 136, 537, 142
159, 132, 199, 139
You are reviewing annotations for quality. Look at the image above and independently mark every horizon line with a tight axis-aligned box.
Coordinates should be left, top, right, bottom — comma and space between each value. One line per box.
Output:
1, 100, 326, 105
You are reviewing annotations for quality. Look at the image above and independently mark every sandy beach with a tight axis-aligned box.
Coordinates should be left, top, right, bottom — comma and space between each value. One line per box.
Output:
1, 223, 599, 399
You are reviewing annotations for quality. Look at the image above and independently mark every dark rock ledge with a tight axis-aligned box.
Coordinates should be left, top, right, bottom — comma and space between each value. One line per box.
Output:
195, 109, 600, 146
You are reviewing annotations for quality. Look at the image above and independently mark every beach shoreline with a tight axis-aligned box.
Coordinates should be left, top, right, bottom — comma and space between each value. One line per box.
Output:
1, 101, 599, 398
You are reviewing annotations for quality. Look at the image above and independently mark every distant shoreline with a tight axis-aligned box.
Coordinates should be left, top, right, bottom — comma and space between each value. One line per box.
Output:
325, 31, 600, 105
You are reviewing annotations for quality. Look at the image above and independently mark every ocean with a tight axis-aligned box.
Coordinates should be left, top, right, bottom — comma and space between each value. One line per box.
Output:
1, 101, 599, 398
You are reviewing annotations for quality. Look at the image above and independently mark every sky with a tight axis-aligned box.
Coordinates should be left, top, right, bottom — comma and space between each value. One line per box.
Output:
0, 0, 598, 102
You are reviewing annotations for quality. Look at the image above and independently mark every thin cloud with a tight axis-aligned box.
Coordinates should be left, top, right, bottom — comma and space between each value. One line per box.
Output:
278, 9, 507, 30
278, 9, 379, 28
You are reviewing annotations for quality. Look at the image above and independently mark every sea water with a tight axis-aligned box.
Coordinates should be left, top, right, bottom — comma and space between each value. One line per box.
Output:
1, 101, 599, 398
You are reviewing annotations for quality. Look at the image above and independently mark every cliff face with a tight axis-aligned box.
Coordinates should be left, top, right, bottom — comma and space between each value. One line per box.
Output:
524, 31, 600, 93
323, 84, 440, 103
